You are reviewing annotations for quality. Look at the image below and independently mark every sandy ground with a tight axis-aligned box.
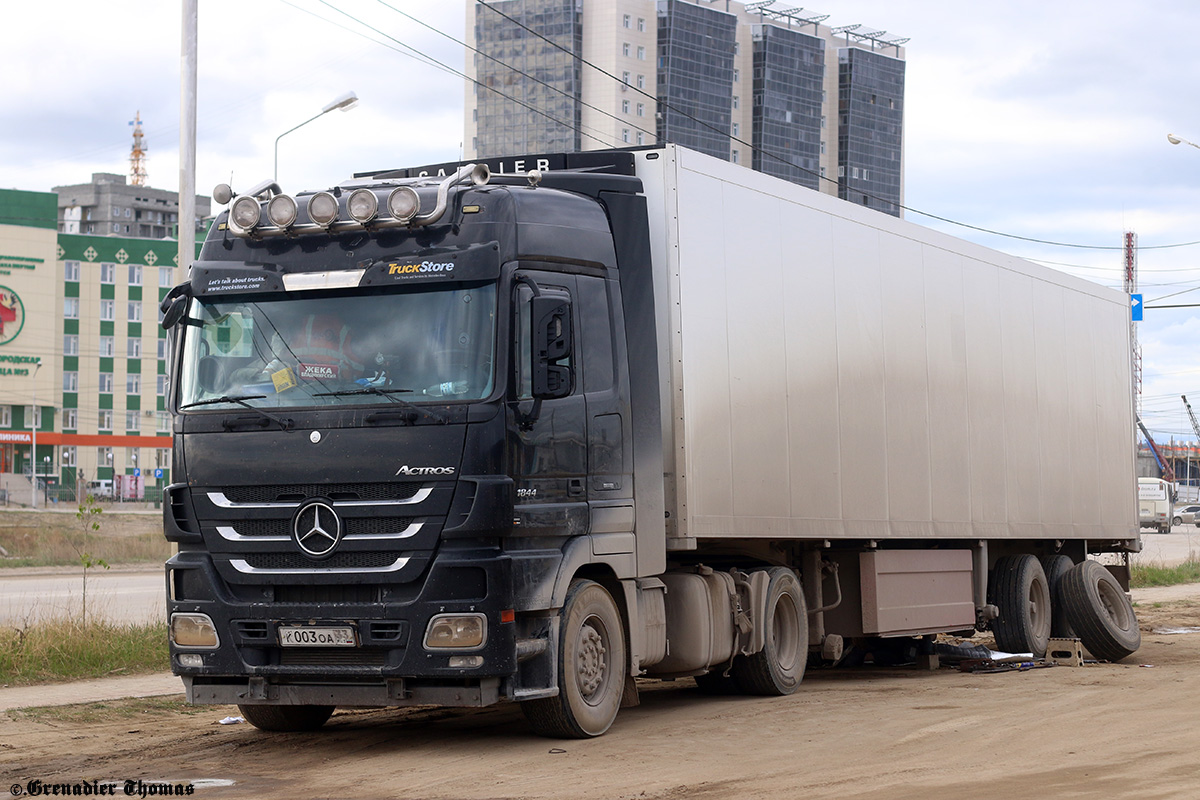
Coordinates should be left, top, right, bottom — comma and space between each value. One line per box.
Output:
2, 586, 1198, 800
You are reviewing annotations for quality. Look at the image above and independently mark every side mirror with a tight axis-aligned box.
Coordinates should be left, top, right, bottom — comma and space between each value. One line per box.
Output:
531, 295, 573, 399
160, 283, 193, 330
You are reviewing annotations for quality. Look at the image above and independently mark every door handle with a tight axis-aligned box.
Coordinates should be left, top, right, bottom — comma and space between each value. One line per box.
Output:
568, 478, 585, 497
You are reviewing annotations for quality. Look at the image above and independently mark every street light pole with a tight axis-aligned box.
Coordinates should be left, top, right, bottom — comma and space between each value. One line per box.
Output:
273, 91, 359, 181
30, 358, 41, 510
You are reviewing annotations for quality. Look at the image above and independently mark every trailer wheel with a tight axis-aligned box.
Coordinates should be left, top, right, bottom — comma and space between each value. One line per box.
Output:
522, 579, 627, 738
731, 567, 807, 696
1039, 554, 1076, 638
988, 554, 1051, 657
1060, 560, 1141, 662
237, 704, 334, 732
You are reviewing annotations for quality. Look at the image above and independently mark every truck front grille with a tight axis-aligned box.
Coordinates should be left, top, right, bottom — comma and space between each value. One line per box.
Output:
221, 482, 424, 504
277, 649, 388, 667
241, 552, 402, 571
227, 517, 416, 538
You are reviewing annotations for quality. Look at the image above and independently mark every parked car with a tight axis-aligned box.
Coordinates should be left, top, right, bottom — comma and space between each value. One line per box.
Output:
1172, 504, 1200, 526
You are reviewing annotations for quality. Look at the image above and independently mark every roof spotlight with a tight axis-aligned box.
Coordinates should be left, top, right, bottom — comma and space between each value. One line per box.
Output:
347, 188, 378, 223
266, 194, 298, 227
387, 187, 420, 222
230, 196, 261, 230
307, 192, 339, 227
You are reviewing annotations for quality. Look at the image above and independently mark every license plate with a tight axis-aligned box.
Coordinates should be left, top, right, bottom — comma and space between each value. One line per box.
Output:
278, 626, 357, 648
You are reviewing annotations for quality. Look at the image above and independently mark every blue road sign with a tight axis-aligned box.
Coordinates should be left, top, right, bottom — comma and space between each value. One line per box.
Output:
1131, 293, 1143, 321
154, 468, 164, 479
133, 468, 141, 477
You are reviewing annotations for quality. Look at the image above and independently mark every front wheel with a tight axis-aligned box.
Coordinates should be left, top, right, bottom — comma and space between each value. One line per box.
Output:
1172, 516, 1182, 527
523, 579, 627, 738
237, 704, 334, 732
731, 567, 808, 695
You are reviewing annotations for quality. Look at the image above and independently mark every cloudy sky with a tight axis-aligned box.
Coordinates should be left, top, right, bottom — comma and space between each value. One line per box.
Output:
5, 0, 1200, 440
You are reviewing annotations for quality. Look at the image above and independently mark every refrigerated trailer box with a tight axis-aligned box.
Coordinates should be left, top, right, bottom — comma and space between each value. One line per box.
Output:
162, 144, 1140, 738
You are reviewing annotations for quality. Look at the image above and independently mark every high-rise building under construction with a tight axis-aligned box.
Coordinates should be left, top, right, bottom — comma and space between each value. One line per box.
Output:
465, 0, 906, 215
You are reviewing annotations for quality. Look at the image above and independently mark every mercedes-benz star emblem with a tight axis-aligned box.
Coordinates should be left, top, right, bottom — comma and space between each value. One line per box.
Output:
292, 500, 342, 558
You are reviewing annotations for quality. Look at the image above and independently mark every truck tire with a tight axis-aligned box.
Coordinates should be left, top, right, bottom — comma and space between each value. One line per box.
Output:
731, 567, 807, 696
237, 704, 334, 732
1060, 560, 1141, 662
988, 554, 1051, 657
522, 579, 627, 738
1039, 554, 1076, 638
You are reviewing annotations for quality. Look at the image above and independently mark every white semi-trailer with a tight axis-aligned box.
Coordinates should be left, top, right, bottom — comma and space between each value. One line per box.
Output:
162, 144, 1141, 738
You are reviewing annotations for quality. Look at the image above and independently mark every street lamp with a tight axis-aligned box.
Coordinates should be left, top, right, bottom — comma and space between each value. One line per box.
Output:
1167, 133, 1200, 151
274, 91, 359, 181
30, 358, 41, 510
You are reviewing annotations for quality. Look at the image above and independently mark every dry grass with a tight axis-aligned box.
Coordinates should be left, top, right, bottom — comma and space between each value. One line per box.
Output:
7, 694, 202, 724
0, 509, 168, 568
0, 616, 168, 687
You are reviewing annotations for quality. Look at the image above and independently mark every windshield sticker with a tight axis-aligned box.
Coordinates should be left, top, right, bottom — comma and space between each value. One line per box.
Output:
299, 363, 339, 381
271, 367, 297, 393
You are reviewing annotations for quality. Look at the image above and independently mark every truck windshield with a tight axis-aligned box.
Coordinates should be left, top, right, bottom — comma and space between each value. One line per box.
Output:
177, 283, 496, 409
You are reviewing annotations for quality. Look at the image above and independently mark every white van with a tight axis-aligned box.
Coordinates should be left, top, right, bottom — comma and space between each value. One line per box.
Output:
1138, 477, 1175, 534
85, 479, 113, 500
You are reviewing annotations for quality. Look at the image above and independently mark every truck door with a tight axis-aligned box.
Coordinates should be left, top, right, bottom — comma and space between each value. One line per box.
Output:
509, 271, 588, 536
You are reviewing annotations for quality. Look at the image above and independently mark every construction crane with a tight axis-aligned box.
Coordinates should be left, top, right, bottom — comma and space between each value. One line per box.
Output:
129, 111, 147, 186
1137, 416, 1175, 484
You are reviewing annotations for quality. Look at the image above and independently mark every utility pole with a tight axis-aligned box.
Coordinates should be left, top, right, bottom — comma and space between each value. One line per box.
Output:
179, 0, 198, 279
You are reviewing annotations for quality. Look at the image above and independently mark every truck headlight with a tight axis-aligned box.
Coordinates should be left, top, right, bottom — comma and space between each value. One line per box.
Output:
266, 194, 298, 227
308, 192, 339, 227
230, 196, 261, 230
347, 188, 378, 223
387, 187, 420, 222
170, 613, 220, 649
424, 613, 486, 650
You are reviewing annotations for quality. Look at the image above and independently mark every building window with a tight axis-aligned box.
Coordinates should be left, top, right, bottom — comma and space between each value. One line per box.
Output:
637, 17, 646, 32
62, 446, 77, 468
64, 298, 80, 319
732, 122, 739, 137
64, 261, 80, 281
636, 132, 645, 145
622, 42, 630, 57
636, 74, 645, 89
622, 128, 631, 143
100, 263, 115, 283
127, 448, 140, 468
128, 264, 142, 285
156, 375, 168, 396
622, 13, 631, 28
821, 115, 826, 129
732, 95, 739, 110
127, 338, 142, 357
157, 412, 171, 433
99, 373, 114, 393
159, 268, 174, 287
63, 371, 78, 392
127, 301, 142, 322
126, 411, 140, 432
637, 45, 645, 60
100, 299, 115, 321
126, 374, 141, 394
636, 103, 645, 117
622, 99, 630, 114
63, 409, 77, 430
733, 68, 739, 83
97, 446, 113, 468
24, 406, 40, 430
821, 140, 826, 155
157, 338, 167, 359
837, 166, 845, 177
732, 149, 740, 164
63, 334, 79, 356
0, 406, 9, 427
98, 411, 113, 432
100, 336, 114, 357
622, 71, 631, 85
156, 448, 171, 469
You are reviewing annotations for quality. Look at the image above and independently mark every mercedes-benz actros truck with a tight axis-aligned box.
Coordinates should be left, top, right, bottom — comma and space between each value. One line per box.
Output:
161, 145, 1141, 738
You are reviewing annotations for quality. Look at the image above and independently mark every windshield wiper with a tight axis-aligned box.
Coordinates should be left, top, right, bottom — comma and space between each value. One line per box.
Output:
314, 387, 445, 424
179, 395, 294, 432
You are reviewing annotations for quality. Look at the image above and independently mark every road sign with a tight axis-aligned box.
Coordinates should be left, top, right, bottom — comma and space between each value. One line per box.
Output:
1131, 293, 1143, 321
133, 468, 141, 477
154, 468, 164, 479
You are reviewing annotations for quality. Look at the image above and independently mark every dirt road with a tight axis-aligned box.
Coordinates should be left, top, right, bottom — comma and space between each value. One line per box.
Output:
3, 588, 1199, 800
